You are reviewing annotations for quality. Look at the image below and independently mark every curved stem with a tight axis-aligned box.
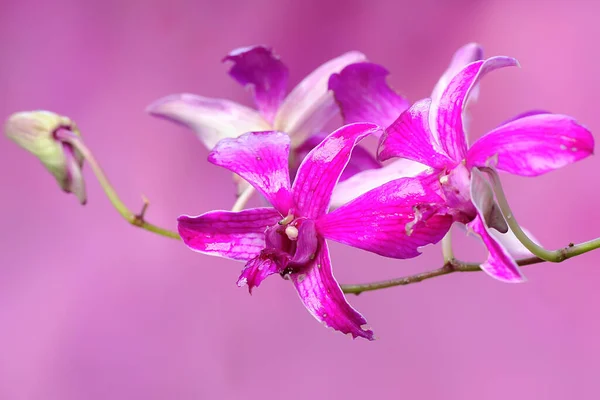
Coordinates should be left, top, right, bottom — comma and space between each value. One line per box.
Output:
482, 167, 600, 261
341, 235, 600, 294
57, 130, 180, 240
231, 185, 255, 212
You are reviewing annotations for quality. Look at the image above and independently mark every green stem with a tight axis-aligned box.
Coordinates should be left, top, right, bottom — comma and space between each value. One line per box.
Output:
60, 131, 180, 240
341, 255, 552, 294
342, 170, 600, 294
483, 167, 600, 261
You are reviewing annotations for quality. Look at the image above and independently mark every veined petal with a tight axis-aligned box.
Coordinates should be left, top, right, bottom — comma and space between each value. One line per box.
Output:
146, 94, 270, 149
330, 158, 430, 208
292, 133, 380, 182
237, 256, 281, 294
469, 169, 524, 282
431, 43, 484, 103
378, 99, 454, 168
178, 208, 281, 261
290, 241, 374, 340
292, 123, 381, 219
223, 46, 289, 124
319, 176, 453, 259
431, 56, 519, 161
209, 131, 293, 213
466, 114, 594, 177
468, 216, 525, 283
275, 51, 367, 147
328, 62, 410, 127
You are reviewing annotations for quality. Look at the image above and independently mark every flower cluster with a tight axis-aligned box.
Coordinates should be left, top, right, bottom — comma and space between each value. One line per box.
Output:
5, 43, 594, 340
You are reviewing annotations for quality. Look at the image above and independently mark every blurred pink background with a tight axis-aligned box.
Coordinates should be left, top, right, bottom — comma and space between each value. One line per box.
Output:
1, 0, 599, 399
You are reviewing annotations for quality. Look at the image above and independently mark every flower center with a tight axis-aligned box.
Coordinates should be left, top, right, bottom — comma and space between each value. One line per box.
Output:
438, 163, 477, 222
263, 213, 319, 276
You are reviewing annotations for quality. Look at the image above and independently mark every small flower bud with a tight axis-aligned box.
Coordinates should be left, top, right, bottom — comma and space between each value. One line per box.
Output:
5, 111, 87, 204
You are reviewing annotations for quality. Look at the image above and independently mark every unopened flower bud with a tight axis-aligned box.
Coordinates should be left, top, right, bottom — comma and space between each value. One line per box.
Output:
5, 111, 86, 204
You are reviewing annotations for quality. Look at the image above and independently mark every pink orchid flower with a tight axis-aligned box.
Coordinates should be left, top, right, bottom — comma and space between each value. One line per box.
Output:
377, 56, 594, 282
328, 43, 484, 208
147, 45, 377, 195
177, 123, 451, 339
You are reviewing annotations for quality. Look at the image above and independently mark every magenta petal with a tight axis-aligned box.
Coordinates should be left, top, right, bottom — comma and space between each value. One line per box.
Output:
341, 145, 381, 181
499, 110, 550, 126
430, 43, 484, 103
146, 94, 270, 149
331, 158, 430, 208
469, 169, 525, 282
291, 242, 374, 340
293, 133, 380, 182
468, 216, 525, 283
209, 131, 293, 213
467, 114, 594, 177
318, 176, 453, 259
328, 62, 410, 127
224, 46, 289, 124
432, 56, 519, 161
275, 51, 367, 145
291, 219, 319, 264
237, 256, 280, 293
378, 99, 454, 168
177, 208, 281, 261
292, 123, 381, 219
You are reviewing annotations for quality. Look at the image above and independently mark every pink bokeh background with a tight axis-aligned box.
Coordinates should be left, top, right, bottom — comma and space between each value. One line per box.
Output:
2, 0, 599, 399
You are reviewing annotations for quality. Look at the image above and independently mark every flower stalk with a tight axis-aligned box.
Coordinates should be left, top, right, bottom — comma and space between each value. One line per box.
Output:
55, 129, 181, 240
482, 167, 600, 262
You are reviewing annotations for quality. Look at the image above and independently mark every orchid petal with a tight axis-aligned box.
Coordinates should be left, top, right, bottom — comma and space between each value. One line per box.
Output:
328, 62, 410, 127
469, 168, 508, 234
274, 51, 367, 146
499, 110, 550, 126
378, 99, 454, 168
469, 169, 524, 282
490, 226, 540, 259
178, 208, 281, 261
319, 176, 453, 259
237, 256, 281, 294
209, 131, 293, 213
431, 56, 519, 161
62, 143, 87, 205
292, 123, 381, 219
431, 43, 484, 103
291, 219, 320, 265
146, 94, 270, 149
468, 216, 525, 283
330, 158, 430, 209
223, 46, 289, 124
293, 133, 380, 182
290, 241, 374, 340
467, 114, 594, 177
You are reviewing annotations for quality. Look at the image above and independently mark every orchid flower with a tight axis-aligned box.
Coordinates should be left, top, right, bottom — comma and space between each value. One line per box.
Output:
328, 43, 484, 208
377, 56, 594, 282
177, 123, 452, 339
147, 45, 376, 199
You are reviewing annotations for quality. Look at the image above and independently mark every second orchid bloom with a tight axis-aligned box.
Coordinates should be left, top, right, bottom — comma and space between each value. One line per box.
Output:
153, 44, 594, 339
